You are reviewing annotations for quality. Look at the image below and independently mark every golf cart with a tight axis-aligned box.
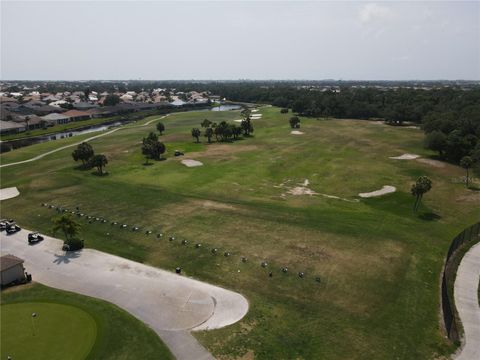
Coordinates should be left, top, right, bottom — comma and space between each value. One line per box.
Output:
6, 223, 21, 234
28, 232, 44, 244
0, 219, 15, 230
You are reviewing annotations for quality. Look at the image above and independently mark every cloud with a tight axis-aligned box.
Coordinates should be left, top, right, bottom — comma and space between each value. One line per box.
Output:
359, 3, 393, 24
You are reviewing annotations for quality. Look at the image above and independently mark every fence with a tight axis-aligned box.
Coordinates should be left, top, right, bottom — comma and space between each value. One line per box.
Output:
441, 221, 480, 342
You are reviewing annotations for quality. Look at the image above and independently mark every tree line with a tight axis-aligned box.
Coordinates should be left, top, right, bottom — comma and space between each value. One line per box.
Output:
191, 109, 254, 144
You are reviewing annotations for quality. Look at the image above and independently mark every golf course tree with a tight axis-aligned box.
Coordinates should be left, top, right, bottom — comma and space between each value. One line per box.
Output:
191, 128, 201, 143
90, 154, 108, 175
156, 122, 165, 135
72, 142, 95, 168
103, 94, 120, 106
411, 176, 433, 213
424, 130, 447, 158
460, 156, 474, 188
241, 118, 254, 136
201, 119, 212, 128
51, 214, 83, 251
204, 127, 214, 143
142, 132, 166, 164
289, 116, 300, 129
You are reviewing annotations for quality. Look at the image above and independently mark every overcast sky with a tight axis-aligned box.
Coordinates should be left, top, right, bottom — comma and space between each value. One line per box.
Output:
1, 1, 479, 80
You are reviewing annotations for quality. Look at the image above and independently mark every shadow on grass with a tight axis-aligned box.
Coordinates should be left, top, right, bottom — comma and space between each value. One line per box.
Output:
418, 212, 442, 221
91, 171, 109, 177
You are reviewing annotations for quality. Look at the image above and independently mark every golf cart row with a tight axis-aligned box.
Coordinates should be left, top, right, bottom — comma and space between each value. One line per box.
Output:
0, 219, 21, 234
0, 219, 44, 244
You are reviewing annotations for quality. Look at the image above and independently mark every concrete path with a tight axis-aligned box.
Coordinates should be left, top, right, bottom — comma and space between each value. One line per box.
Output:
454, 242, 480, 360
0, 187, 20, 200
0, 229, 248, 360
0, 115, 168, 169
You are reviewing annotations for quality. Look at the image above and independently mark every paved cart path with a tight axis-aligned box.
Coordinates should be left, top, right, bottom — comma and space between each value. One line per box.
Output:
0, 115, 168, 169
454, 242, 480, 360
0, 229, 248, 360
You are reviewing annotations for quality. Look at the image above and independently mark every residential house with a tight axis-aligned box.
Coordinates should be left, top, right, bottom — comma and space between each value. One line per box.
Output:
41, 113, 70, 126
0, 121, 26, 135
62, 109, 91, 121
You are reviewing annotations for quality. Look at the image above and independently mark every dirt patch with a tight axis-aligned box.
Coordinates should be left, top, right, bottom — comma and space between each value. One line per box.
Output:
181, 159, 203, 167
291, 131, 304, 135
456, 191, 480, 203
201, 200, 236, 211
359, 185, 396, 198
416, 158, 446, 168
188, 144, 258, 160
389, 153, 420, 160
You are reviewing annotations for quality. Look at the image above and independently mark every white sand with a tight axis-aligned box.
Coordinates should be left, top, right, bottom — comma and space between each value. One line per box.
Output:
233, 119, 243, 123
181, 159, 203, 167
251, 109, 258, 113
288, 186, 317, 196
359, 185, 396, 198
389, 153, 420, 160
291, 131, 304, 135
0, 187, 19, 201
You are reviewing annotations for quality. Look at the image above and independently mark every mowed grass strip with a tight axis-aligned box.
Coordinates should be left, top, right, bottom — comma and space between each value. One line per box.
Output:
0, 284, 174, 360
1, 106, 479, 359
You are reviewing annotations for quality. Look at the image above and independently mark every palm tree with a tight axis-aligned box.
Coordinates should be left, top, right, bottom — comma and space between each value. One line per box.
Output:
411, 176, 432, 213
52, 214, 81, 245
460, 156, 474, 188
191, 128, 201, 143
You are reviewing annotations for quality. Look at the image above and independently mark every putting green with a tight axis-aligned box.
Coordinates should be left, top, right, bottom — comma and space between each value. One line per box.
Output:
1, 302, 97, 360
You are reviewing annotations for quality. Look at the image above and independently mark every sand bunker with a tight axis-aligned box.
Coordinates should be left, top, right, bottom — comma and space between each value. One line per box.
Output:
389, 153, 420, 160
181, 159, 203, 167
0, 187, 20, 201
251, 109, 259, 113
291, 131, 304, 135
359, 185, 396, 198
234, 119, 243, 123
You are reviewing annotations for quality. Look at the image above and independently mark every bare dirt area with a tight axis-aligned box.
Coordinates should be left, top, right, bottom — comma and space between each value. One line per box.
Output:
290, 130, 304, 135
416, 158, 446, 168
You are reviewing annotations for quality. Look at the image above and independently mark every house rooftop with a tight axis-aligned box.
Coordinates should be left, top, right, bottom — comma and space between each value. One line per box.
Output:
0, 254, 24, 271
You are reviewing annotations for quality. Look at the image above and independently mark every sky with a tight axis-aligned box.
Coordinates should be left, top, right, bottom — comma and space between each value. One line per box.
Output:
1, 1, 479, 80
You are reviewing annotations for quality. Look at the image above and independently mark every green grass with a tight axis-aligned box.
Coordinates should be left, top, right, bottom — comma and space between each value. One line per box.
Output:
1, 302, 96, 360
1, 106, 479, 359
0, 284, 174, 360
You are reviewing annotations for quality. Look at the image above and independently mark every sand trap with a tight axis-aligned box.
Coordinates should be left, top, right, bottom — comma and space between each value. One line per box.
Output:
0, 187, 20, 201
291, 131, 304, 135
251, 109, 258, 113
233, 119, 243, 123
389, 153, 420, 160
251, 115, 262, 118
288, 186, 317, 196
416, 158, 446, 168
280, 179, 358, 202
181, 159, 203, 167
358, 185, 396, 198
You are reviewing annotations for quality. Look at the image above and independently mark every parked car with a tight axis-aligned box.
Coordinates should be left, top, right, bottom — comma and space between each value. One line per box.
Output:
6, 224, 21, 234
28, 232, 44, 244
0, 219, 15, 230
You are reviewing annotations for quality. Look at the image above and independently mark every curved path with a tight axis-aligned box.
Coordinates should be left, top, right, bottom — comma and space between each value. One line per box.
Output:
0, 229, 248, 360
454, 242, 480, 360
0, 115, 168, 169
